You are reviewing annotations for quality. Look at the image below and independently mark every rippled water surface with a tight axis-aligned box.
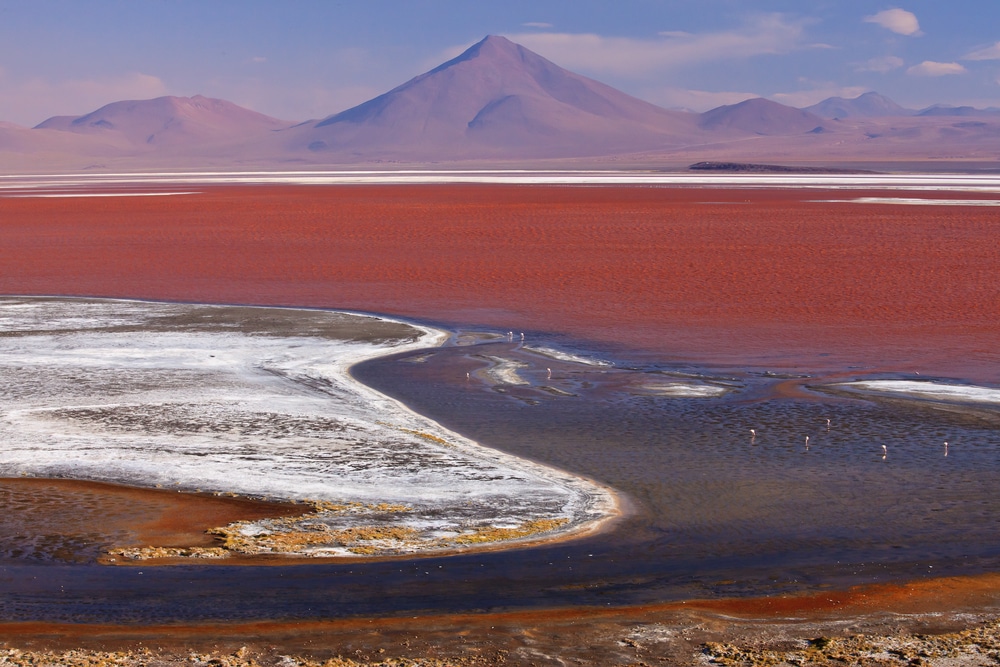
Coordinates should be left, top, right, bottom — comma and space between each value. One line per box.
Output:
358, 342, 1000, 577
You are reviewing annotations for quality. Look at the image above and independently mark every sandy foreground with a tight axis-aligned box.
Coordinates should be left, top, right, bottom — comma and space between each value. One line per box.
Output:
3, 576, 1000, 666
1, 183, 999, 664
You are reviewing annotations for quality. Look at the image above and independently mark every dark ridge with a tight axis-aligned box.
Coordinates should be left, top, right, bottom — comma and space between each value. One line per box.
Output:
688, 161, 880, 174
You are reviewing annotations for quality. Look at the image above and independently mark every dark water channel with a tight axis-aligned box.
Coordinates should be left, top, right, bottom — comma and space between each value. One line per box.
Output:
2, 335, 999, 624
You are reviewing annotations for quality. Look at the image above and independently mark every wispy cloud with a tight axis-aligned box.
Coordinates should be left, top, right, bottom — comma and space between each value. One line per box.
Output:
249, 56, 267, 64
864, 9, 922, 36
964, 42, 1000, 61
489, 15, 810, 78
643, 87, 759, 112
857, 55, 905, 73
0, 72, 168, 126
643, 84, 868, 113
522, 22, 553, 29
906, 61, 967, 76
773, 85, 869, 108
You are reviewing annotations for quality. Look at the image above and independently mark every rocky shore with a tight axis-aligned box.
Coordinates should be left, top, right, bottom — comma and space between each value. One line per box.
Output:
5, 615, 1000, 666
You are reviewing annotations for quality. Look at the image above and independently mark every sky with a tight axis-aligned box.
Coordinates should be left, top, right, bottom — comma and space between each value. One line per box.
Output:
1, 0, 999, 127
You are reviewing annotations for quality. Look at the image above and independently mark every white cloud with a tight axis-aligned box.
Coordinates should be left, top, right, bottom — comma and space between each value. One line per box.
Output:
520, 17, 806, 75
522, 22, 553, 29
643, 87, 758, 112
648, 84, 876, 113
965, 42, 1000, 61
857, 55, 905, 73
207, 81, 381, 122
906, 61, 967, 76
864, 9, 922, 36
773, 85, 869, 108
459, 15, 811, 78
0, 72, 168, 126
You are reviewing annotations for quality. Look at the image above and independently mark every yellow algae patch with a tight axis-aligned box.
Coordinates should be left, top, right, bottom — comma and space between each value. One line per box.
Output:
107, 546, 230, 561
398, 427, 451, 446
306, 500, 412, 513
449, 518, 569, 545
209, 523, 420, 555
106, 515, 574, 561
106, 500, 419, 560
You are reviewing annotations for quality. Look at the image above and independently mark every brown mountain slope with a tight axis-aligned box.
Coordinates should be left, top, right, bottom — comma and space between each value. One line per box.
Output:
805, 92, 912, 119
35, 95, 293, 152
278, 35, 704, 160
699, 98, 827, 135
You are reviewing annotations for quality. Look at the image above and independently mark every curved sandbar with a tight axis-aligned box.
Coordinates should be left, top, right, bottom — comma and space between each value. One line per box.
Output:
833, 380, 1000, 406
0, 297, 619, 561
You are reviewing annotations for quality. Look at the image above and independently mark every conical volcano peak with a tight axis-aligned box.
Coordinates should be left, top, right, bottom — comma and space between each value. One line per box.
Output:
461, 35, 526, 59
469, 34, 520, 54
425, 34, 539, 76
304, 35, 699, 158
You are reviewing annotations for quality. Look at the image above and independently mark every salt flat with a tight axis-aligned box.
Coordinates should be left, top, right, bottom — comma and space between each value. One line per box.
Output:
0, 297, 615, 559
3, 170, 1000, 192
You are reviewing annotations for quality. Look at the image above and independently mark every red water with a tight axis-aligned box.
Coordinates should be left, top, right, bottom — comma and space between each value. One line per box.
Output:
2, 184, 997, 380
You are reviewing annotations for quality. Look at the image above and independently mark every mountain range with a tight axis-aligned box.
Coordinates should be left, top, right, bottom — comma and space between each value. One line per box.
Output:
3, 35, 999, 172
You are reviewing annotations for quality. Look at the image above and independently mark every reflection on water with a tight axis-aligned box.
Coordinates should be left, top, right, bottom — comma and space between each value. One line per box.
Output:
1, 333, 999, 624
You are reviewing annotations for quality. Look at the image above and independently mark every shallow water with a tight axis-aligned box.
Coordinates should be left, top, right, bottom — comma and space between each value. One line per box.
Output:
356, 341, 1000, 580
1, 308, 1000, 623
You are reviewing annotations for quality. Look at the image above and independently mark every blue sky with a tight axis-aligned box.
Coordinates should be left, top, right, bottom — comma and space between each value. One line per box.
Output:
1, 0, 998, 126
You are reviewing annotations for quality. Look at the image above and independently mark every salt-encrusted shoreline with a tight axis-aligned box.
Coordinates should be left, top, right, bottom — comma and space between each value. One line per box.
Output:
832, 379, 1000, 406
0, 296, 620, 561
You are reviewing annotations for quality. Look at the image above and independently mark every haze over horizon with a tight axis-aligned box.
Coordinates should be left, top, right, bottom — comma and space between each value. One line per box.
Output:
1, 0, 999, 127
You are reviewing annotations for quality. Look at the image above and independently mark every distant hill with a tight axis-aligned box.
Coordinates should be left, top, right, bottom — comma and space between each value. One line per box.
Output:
0, 121, 32, 151
917, 104, 1000, 117
698, 98, 826, 135
4, 37, 1000, 171
277, 35, 702, 159
1, 119, 132, 171
689, 161, 878, 174
35, 95, 293, 151
805, 92, 912, 119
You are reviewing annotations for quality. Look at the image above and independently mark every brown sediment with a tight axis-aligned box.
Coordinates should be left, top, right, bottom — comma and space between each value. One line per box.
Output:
109, 498, 619, 565
2, 575, 1000, 665
0, 478, 305, 562
0, 472, 619, 566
